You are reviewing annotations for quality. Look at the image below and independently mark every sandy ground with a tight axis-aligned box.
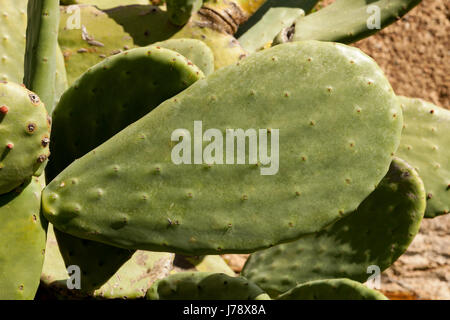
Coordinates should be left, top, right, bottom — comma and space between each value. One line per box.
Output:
354, 0, 449, 109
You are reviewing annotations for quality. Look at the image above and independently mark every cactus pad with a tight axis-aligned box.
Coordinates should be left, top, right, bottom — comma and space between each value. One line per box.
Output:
146, 272, 270, 300
277, 279, 388, 300
46, 45, 203, 182
42, 41, 402, 255
290, 0, 422, 44
0, 82, 51, 194
0, 176, 46, 300
238, 7, 304, 53
242, 157, 426, 297
153, 38, 214, 75
396, 96, 450, 218
0, 0, 28, 83
166, 0, 203, 26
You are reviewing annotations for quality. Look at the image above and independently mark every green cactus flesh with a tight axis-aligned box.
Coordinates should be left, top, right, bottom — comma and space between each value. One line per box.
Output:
0, 0, 28, 83
0, 82, 51, 194
290, 0, 422, 44
277, 279, 388, 300
172, 17, 248, 70
238, 7, 304, 53
146, 272, 270, 300
58, 5, 137, 85
24, 0, 60, 110
235, 0, 319, 38
54, 44, 69, 112
153, 38, 214, 76
41, 224, 174, 299
396, 96, 450, 218
46, 45, 203, 182
166, 0, 202, 26
0, 176, 46, 300
42, 41, 402, 255
103, 5, 182, 47
242, 157, 425, 297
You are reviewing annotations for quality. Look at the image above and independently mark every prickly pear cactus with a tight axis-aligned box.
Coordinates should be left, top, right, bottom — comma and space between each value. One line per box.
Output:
0, 0, 28, 83
41, 224, 174, 299
146, 272, 270, 300
277, 279, 388, 300
24, 0, 60, 110
288, 0, 422, 44
46, 45, 204, 181
182, 255, 236, 276
58, 5, 137, 85
242, 157, 426, 297
0, 82, 51, 194
395, 96, 450, 218
238, 7, 304, 53
42, 41, 402, 255
0, 176, 46, 300
153, 38, 214, 75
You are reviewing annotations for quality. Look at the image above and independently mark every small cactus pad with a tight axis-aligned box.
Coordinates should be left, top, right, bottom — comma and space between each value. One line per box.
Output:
58, 5, 137, 85
41, 224, 174, 299
277, 279, 388, 300
172, 18, 248, 70
166, 0, 203, 26
53, 44, 69, 112
0, 176, 46, 300
0, 82, 51, 194
153, 38, 214, 75
290, 0, 422, 44
46, 45, 204, 182
146, 272, 270, 300
238, 7, 304, 53
24, 0, 60, 110
242, 157, 425, 297
43, 41, 402, 255
0, 0, 28, 83
235, 0, 319, 38
396, 96, 450, 218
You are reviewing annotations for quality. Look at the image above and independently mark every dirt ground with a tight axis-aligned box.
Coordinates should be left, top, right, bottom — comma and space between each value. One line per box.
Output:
353, 0, 449, 109
222, 1, 449, 299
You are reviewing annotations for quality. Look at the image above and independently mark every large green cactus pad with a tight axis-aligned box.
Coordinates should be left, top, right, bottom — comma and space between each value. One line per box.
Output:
0, 0, 28, 83
277, 279, 388, 300
396, 96, 450, 218
146, 272, 270, 300
242, 157, 425, 297
41, 224, 174, 299
290, 0, 422, 44
42, 41, 402, 255
0, 82, 51, 194
46, 45, 203, 182
0, 176, 46, 300
153, 38, 214, 75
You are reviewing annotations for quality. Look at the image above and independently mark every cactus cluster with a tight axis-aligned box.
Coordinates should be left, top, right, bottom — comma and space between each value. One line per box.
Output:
1, 0, 446, 301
